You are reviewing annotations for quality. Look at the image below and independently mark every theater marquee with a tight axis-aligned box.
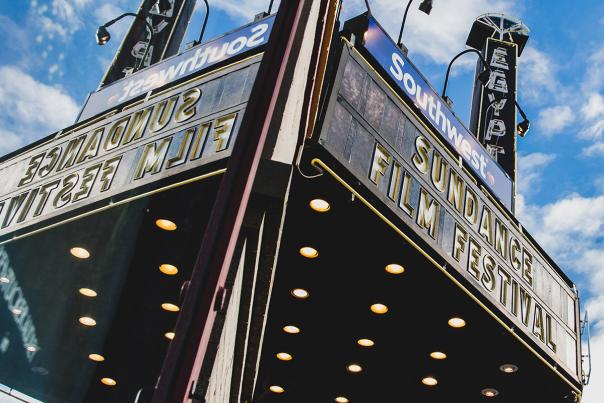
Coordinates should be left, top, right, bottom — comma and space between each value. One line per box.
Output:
0, 55, 262, 238
317, 45, 580, 382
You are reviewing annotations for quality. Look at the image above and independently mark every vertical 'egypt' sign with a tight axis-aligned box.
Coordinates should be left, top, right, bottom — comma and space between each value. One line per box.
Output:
471, 38, 518, 182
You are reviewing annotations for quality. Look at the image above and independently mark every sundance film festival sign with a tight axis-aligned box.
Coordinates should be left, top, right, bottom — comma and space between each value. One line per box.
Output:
360, 17, 513, 211
319, 48, 580, 380
0, 56, 262, 238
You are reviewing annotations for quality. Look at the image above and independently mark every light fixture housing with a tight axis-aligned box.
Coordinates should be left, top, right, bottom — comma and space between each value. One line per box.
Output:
309, 199, 331, 212
482, 388, 499, 397
499, 363, 518, 373
79, 316, 96, 327
517, 118, 530, 137
155, 218, 177, 231
430, 351, 447, 360
418, 0, 433, 14
79, 288, 97, 297
89, 353, 105, 362
101, 377, 117, 386
346, 364, 363, 373
95, 25, 110, 45
283, 325, 301, 334
276, 352, 293, 361
448, 317, 466, 328
70, 247, 90, 259
370, 303, 388, 314
385, 263, 405, 274
159, 263, 179, 275
478, 69, 491, 86
299, 246, 319, 259
291, 288, 309, 299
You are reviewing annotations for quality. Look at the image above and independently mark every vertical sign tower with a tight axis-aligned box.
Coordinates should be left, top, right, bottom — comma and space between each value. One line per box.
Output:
99, 0, 197, 87
467, 14, 529, 208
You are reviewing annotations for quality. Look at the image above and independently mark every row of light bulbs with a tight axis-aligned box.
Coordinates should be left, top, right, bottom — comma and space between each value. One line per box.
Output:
67, 217, 181, 388
268, 198, 518, 401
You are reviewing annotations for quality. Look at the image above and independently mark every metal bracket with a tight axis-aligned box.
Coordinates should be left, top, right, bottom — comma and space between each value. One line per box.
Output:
580, 311, 592, 385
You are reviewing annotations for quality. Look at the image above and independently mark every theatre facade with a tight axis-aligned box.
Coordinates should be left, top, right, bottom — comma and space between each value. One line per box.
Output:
0, 1, 586, 402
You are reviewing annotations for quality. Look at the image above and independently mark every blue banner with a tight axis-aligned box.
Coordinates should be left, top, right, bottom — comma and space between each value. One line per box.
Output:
362, 17, 513, 210
78, 15, 275, 122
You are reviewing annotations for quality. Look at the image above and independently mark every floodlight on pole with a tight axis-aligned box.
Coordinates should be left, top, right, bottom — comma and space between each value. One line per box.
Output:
441, 48, 491, 108
197, 0, 210, 44
96, 12, 154, 71
397, 0, 433, 49
515, 100, 530, 136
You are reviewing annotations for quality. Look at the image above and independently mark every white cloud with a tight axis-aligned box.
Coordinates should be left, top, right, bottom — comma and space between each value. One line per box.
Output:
516, 152, 555, 196
536, 105, 575, 135
582, 142, 604, 157
519, 46, 559, 104
0, 65, 78, 156
579, 93, 604, 140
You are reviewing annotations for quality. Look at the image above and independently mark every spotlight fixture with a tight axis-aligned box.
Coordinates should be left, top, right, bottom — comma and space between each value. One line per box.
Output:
482, 388, 499, 397
385, 263, 405, 274
70, 247, 90, 259
448, 317, 466, 328
95, 25, 110, 45
441, 49, 492, 106
335, 397, 350, 403
276, 352, 293, 361
397, 0, 435, 49
357, 338, 375, 347
155, 219, 177, 231
291, 288, 309, 299
430, 351, 447, 360
269, 385, 285, 394
370, 303, 388, 314
515, 100, 531, 136
95, 12, 154, 71
160, 263, 179, 275
346, 364, 363, 373
89, 353, 105, 362
418, 0, 433, 14
101, 377, 117, 386
283, 325, 301, 334
299, 246, 319, 259
499, 363, 518, 373
309, 199, 331, 212
422, 376, 438, 386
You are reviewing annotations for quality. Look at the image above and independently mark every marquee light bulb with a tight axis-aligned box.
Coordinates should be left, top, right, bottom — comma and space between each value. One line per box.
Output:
101, 377, 117, 386
422, 376, 438, 386
370, 303, 388, 314
269, 385, 285, 393
155, 219, 177, 231
160, 263, 178, 275
299, 246, 319, 259
448, 317, 466, 328
70, 247, 90, 259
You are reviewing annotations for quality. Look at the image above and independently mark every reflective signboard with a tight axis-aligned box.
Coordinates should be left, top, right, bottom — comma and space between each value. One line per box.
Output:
349, 16, 514, 211
318, 46, 580, 382
0, 56, 262, 239
78, 15, 275, 122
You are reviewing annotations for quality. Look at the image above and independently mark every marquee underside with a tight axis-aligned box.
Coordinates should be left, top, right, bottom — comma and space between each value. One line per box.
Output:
253, 166, 580, 403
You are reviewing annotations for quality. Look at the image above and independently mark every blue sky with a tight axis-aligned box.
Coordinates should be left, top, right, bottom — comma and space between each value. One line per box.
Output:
0, 0, 603, 399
